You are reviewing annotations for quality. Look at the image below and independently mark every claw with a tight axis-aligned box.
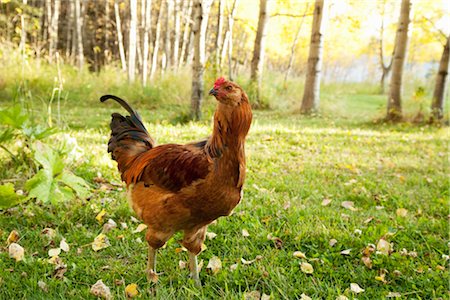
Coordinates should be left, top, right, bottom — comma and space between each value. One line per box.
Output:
146, 269, 158, 283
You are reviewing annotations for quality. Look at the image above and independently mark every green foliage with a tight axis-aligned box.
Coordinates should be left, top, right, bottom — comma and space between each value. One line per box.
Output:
25, 142, 89, 204
0, 183, 25, 209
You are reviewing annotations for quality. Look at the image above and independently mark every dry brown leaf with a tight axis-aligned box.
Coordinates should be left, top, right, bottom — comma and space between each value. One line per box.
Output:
396, 208, 408, 217
361, 256, 372, 269
133, 224, 147, 233
48, 248, 61, 257
386, 292, 401, 298
90, 280, 111, 299
300, 262, 314, 274
103, 219, 117, 233
60, 239, 70, 252
92, 233, 111, 252
130, 216, 139, 223
321, 198, 332, 206
9, 243, 24, 261
340, 249, 351, 256
48, 256, 63, 265
350, 283, 364, 294
147, 270, 158, 283
261, 293, 271, 300
329, 239, 338, 247
54, 263, 67, 279
7, 230, 20, 245
363, 217, 374, 224
206, 256, 222, 274
242, 229, 250, 237
179, 260, 186, 269
41, 228, 56, 240
244, 291, 261, 300
120, 222, 128, 229
206, 232, 217, 240
38, 280, 48, 292
125, 283, 139, 298
115, 279, 124, 286
293, 251, 307, 259
95, 209, 107, 224
229, 263, 238, 271
376, 238, 391, 255
300, 293, 312, 300
436, 265, 445, 271
341, 201, 357, 211
335, 296, 349, 300
175, 247, 187, 253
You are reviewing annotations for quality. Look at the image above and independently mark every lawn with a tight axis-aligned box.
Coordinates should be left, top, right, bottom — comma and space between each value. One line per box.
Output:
0, 73, 448, 299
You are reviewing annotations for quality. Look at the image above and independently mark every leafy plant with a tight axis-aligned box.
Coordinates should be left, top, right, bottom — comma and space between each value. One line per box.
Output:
25, 142, 89, 204
0, 183, 25, 210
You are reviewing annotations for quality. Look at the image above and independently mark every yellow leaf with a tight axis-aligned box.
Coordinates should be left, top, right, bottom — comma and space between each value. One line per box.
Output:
376, 238, 391, 255
96, 209, 107, 224
133, 224, 147, 233
350, 283, 364, 293
92, 233, 111, 252
206, 256, 222, 274
341, 201, 358, 211
300, 262, 314, 274
300, 294, 312, 300
375, 273, 387, 283
293, 251, 306, 259
8, 243, 24, 261
7, 230, 19, 245
242, 229, 250, 237
125, 283, 139, 298
48, 248, 61, 257
396, 208, 408, 217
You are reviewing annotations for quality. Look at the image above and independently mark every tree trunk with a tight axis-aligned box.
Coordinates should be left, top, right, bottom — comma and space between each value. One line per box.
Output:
150, 0, 165, 80
173, 0, 182, 69
386, 0, 411, 122
250, 0, 269, 104
191, 0, 213, 120
214, 0, 224, 75
431, 35, 450, 121
46, 0, 52, 56
142, 0, 152, 85
75, 0, 84, 70
178, 0, 193, 69
49, 0, 60, 62
114, 0, 127, 72
224, 0, 238, 80
104, 0, 110, 63
163, 0, 173, 72
300, 0, 328, 114
284, 3, 309, 85
378, 3, 393, 94
19, 0, 27, 55
128, 0, 137, 82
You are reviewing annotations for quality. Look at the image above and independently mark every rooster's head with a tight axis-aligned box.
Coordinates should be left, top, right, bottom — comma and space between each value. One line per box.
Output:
209, 77, 247, 106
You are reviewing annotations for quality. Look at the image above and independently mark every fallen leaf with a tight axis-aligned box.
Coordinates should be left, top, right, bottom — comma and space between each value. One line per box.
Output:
133, 224, 147, 233
9, 243, 24, 261
244, 291, 261, 300
354, 229, 362, 235
363, 217, 374, 224
436, 265, 445, 271
300, 293, 312, 300
340, 249, 351, 255
375, 273, 387, 284
362, 244, 376, 257
175, 247, 187, 253
130, 216, 139, 223
283, 201, 291, 210
206, 232, 217, 240
41, 228, 56, 240
350, 283, 364, 294
242, 229, 250, 237
96, 209, 107, 224
329, 239, 338, 247
48, 248, 61, 257
135, 238, 142, 243
125, 283, 139, 298
179, 260, 186, 269
376, 238, 391, 255
92, 233, 111, 252
48, 256, 63, 265
120, 222, 128, 229
54, 263, 67, 279
335, 296, 349, 300
386, 292, 401, 298
60, 239, 70, 252
103, 219, 117, 233
300, 262, 314, 274
396, 208, 408, 217
148, 269, 158, 283
361, 256, 372, 269
90, 280, 111, 299
261, 293, 271, 300
341, 201, 357, 211
293, 251, 307, 259
115, 279, 124, 286
229, 263, 238, 271
393, 270, 402, 276
375, 206, 384, 210
38, 280, 48, 292
7, 230, 20, 245
207, 256, 222, 274
321, 198, 332, 206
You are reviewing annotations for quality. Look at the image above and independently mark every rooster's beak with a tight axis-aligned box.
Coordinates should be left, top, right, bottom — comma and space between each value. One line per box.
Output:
209, 88, 217, 96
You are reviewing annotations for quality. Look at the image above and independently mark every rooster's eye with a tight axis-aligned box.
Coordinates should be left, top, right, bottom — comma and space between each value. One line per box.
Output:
226, 86, 233, 91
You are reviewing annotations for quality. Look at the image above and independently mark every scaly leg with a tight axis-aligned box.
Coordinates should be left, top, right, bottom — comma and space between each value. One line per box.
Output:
188, 252, 201, 287
146, 247, 158, 283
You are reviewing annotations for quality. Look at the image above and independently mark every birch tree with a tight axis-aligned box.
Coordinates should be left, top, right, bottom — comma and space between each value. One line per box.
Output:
114, 0, 127, 72
386, 0, 411, 121
142, 0, 152, 85
221, 0, 238, 80
173, 0, 182, 69
378, 0, 394, 94
179, 0, 193, 69
191, 0, 213, 120
128, 0, 137, 82
49, 0, 60, 62
150, 0, 165, 80
250, 0, 269, 105
162, 0, 173, 72
300, 0, 328, 114
214, 0, 224, 75
75, 0, 84, 70
431, 35, 450, 121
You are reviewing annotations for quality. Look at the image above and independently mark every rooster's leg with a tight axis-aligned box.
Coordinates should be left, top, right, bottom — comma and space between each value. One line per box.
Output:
188, 252, 201, 286
146, 247, 158, 283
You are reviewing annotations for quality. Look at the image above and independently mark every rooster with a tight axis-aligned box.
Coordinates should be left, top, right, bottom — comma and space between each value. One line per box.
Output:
100, 77, 252, 285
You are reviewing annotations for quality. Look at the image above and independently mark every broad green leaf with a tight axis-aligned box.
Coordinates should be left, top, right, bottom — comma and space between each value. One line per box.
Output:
33, 143, 64, 176
22, 125, 57, 140
59, 171, 89, 199
25, 169, 53, 203
0, 183, 25, 209
0, 128, 15, 144
0, 105, 28, 129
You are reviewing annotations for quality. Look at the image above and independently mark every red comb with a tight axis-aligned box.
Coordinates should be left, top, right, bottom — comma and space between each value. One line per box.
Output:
214, 77, 226, 89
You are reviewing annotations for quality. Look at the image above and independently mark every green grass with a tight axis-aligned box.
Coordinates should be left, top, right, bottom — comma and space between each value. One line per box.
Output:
0, 48, 449, 299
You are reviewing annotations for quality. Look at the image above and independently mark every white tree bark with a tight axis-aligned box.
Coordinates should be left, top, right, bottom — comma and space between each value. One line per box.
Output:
386, 0, 411, 121
142, 0, 152, 85
128, 0, 138, 82
214, 0, 224, 74
150, 0, 165, 80
75, 0, 84, 70
191, 0, 213, 120
250, 0, 269, 104
179, 0, 193, 69
431, 35, 450, 121
223, 0, 238, 80
162, 0, 173, 72
114, 0, 127, 72
19, 0, 27, 55
173, 0, 182, 69
49, 0, 60, 62
300, 0, 328, 114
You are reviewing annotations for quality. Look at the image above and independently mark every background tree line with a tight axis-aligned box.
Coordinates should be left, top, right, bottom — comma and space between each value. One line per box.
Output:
0, 0, 448, 122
